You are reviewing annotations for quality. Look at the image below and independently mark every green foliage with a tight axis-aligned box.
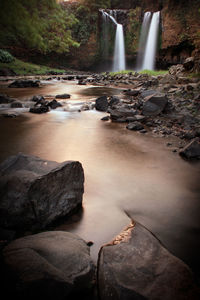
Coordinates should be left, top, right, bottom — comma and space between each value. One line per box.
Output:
0, 0, 79, 54
107, 69, 168, 76
79, 0, 111, 10
0, 49, 15, 63
126, 7, 141, 54
0, 57, 66, 75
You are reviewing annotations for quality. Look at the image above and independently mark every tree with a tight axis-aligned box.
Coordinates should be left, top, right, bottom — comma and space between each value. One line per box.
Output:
0, 0, 79, 54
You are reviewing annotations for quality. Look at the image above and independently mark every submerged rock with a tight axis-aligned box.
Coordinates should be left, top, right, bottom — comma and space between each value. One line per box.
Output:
3, 231, 95, 300
126, 122, 144, 131
48, 99, 62, 109
29, 105, 49, 114
8, 80, 40, 88
98, 222, 200, 300
55, 93, 71, 99
0, 153, 84, 231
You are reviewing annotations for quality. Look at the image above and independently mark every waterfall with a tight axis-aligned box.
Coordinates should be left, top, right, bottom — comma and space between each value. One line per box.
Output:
101, 10, 126, 72
113, 24, 126, 72
142, 11, 160, 70
136, 12, 152, 70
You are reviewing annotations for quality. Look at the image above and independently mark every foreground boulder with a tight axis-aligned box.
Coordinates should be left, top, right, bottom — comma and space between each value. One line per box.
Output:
98, 222, 199, 300
3, 231, 95, 300
9, 80, 40, 88
142, 93, 168, 116
179, 139, 200, 160
0, 153, 84, 231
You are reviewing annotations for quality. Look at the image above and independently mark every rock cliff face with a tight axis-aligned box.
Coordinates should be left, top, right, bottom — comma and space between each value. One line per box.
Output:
110, 0, 200, 67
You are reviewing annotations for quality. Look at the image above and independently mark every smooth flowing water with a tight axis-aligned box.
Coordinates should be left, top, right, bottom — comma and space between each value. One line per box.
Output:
0, 80, 200, 276
136, 12, 152, 70
113, 23, 126, 72
142, 11, 160, 70
101, 10, 126, 72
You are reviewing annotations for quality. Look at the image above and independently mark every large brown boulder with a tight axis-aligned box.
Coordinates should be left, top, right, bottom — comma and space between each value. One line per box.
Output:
98, 222, 200, 300
3, 231, 95, 300
0, 153, 84, 231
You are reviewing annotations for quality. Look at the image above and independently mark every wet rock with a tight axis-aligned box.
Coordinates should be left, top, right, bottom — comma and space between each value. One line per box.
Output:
0, 153, 84, 231
123, 89, 140, 97
3, 231, 95, 300
29, 105, 49, 114
0, 94, 14, 104
10, 101, 23, 108
109, 106, 137, 121
109, 96, 121, 108
101, 116, 110, 121
126, 122, 144, 131
183, 57, 195, 71
179, 139, 200, 159
126, 115, 146, 122
48, 99, 62, 109
142, 93, 168, 116
9, 80, 40, 88
98, 222, 200, 300
55, 93, 71, 99
95, 96, 108, 112
31, 95, 45, 102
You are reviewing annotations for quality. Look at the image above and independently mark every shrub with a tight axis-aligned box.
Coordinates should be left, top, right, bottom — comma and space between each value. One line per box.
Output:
0, 49, 15, 63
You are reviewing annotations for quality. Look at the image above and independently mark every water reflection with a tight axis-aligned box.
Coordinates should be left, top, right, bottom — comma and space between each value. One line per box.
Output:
0, 82, 200, 275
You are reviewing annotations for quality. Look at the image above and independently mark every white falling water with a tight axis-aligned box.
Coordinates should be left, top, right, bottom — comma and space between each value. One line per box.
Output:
113, 24, 126, 71
101, 10, 126, 72
136, 12, 152, 70
142, 11, 160, 70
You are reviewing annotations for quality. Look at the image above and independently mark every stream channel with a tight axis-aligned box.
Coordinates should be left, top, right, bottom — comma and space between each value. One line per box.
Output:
0, 79, 200, 276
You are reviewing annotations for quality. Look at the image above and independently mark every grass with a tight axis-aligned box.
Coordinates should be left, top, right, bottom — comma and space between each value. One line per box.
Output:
0, 58, 66, 75
106, 69, 169, 76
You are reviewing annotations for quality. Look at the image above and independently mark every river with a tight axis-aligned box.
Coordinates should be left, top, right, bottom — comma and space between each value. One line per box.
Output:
0, 79, 200, 276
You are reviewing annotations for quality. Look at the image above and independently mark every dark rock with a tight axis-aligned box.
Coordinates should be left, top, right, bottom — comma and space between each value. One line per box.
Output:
179, 139, 200, 159
48, 99, 62, 109
126, 122, 144, 131
0, 94, 14, 104
78, 80, 86, 85
95, 96, 108, 112
55, 94, 71, 99
140, 90, 157, 98
109, 107, 137, 121
101, 116, 110, 121
31, 95, 45, 102
0, 153, 84, 231
183, 57, 195, 71
126, 115, 146, 122
3, 231, 95, 300
10, 101, 23, 108
29, 105, 49, 114
9, 80, 40, 88
140, 129, 147, 133
98, 222, 200, 300
123, 89, 140, 97
109, 96, 121, 108
142, 93, 168, 116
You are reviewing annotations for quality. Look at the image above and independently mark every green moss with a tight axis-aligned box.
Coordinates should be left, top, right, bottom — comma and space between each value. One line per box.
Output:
0, 58, 66, 75
107, 69, 168, 76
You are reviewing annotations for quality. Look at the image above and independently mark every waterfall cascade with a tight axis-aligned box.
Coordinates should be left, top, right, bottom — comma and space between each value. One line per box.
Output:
136, 12, 152, 70
136, 11, 160, 71
101, 10, 126, 72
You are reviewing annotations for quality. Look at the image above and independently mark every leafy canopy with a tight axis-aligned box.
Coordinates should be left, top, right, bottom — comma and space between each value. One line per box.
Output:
0, 0, 79, 54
